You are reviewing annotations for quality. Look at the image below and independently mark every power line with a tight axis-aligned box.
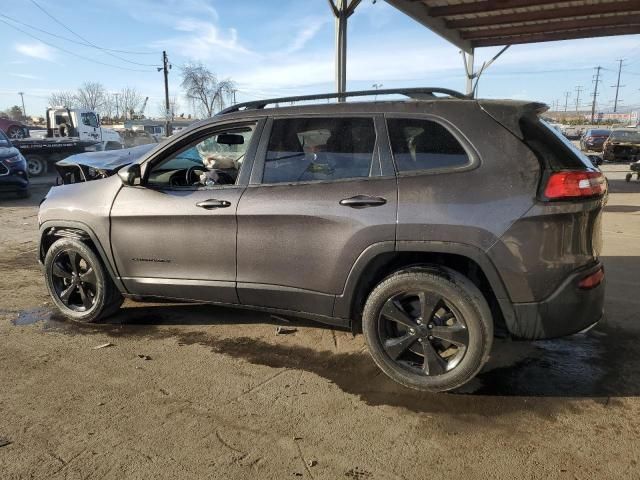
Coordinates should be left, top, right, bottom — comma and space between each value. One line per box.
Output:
28, 0, 160, 67
0, 13, 157, 56
0, 18, 154, 73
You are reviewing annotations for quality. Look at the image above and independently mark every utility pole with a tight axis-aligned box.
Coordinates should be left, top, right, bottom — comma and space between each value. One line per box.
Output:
160, 51, 172, 136
563, 91, 571, 112
591, 66, 602, 124
574, 86, 583, 114
232, 89, 237, 105
372, 83, 383, 101
18, 92, 26, 118
114, 93, 120, 120
612, 58, 625, 113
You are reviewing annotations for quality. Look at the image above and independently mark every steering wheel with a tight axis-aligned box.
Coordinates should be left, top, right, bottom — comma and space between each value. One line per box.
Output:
186, 165, 208, 185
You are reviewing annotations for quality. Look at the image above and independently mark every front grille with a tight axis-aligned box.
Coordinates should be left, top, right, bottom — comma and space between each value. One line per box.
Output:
0, 162, 9, 176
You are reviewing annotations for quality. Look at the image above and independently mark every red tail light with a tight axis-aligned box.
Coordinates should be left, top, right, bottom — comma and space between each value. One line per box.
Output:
578, 267, 604, 289
544, 171, 607, 200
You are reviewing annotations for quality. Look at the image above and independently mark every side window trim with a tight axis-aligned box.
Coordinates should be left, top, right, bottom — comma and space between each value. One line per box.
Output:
249, 114, 388, 186
142, 117, 266, 189
384, 113, 480, 176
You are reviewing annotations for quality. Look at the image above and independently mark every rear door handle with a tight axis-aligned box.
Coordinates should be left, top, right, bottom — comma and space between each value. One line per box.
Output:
339, 195, 387, 208
196, 199, 231, 209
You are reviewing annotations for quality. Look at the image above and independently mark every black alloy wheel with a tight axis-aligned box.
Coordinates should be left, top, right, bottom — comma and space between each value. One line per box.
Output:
50, 249, 98, 312
362, 268, 493, 392
44, 237, 123, 322
377, 291, 468, 376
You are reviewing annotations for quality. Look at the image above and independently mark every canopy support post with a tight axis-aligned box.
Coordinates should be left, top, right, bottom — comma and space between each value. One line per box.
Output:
328, 0, 361, 102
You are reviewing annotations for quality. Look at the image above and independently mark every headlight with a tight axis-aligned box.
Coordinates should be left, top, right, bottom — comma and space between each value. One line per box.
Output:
3, 154, 23, 164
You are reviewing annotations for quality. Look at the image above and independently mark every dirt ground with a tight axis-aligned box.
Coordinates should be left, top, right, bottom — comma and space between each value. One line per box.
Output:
1, 165, 639, 480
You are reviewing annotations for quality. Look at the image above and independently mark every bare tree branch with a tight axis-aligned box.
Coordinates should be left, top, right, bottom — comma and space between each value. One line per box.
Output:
181, 63, 235, 117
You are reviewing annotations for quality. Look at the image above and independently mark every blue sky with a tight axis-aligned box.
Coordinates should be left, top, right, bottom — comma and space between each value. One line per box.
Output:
2, 0, 640, 117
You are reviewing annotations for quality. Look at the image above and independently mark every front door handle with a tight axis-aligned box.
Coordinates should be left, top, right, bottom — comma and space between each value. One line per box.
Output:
339, 195, 387, 208
196, 199, 231, 209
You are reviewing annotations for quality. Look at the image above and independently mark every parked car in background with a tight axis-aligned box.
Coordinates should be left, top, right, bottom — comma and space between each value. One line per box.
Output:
561, 125, 582, 140
0, 129, 29, 198
580, 129, 611, 152
0, 117, 29, 140
38, 88, 607, 392
602, 129, 640, 162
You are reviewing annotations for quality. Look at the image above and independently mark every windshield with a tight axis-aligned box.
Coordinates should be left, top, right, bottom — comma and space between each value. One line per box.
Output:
610, 130, 640, 143
0, 130, 10, 147
591, 129, 610, 136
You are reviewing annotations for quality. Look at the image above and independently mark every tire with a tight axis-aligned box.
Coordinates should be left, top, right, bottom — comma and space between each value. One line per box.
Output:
44, 238, 123, 323
626, 173, 633, 182
7, 126, 25, 139
362, 267, 493, 392
26, 155, 46, 177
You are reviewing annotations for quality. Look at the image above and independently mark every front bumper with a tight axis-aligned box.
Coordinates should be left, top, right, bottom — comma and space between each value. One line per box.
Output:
509, 262, 605, 340
0, 169, 29, 193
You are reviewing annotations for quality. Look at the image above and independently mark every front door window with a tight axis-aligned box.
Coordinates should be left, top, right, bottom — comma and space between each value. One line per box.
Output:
147, 123, 257, 188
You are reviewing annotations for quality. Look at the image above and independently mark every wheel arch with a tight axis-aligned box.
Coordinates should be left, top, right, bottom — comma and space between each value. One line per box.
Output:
334, 241, 517, 336
39, 220, 127, 293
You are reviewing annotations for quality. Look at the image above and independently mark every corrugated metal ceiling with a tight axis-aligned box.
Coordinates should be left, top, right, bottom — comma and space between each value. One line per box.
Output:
385, 0, 640, 51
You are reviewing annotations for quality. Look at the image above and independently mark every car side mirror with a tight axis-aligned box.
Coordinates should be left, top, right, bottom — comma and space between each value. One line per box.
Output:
117, 163, 141, 186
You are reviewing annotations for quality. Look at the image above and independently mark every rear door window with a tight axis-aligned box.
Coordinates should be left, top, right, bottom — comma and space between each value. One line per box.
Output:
262, 117, 376, 184
386, 118, 470, 173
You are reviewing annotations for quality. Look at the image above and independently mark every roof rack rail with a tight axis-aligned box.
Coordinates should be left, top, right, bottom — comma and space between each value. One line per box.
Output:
218, 87, 469, 115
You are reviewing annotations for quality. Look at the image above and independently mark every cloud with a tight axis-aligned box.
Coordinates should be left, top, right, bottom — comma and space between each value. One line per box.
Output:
149, 18, 253, 63
9, 73, 39, 80
14, 42, 56, 62
282, 17, 329, 55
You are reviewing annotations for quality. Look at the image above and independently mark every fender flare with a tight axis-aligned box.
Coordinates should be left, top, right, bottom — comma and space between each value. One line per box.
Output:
39, 219, 127, 293
333, 240, 517, 334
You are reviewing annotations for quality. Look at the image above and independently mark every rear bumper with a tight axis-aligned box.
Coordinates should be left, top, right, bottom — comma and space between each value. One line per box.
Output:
509, 262, 605, 340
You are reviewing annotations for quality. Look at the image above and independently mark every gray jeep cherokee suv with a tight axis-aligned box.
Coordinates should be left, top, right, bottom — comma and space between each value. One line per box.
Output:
38, 88, 607, 392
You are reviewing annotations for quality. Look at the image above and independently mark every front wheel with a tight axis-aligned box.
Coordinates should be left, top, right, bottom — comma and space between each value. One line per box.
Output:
362, 267, 493, 392
44, 238, 123, 323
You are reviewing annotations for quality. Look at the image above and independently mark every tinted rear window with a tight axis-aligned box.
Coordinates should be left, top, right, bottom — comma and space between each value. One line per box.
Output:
387, 118, 470, 173
520, 116, 593, 170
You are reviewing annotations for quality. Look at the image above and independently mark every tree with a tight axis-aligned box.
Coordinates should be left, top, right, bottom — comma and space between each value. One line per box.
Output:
181, 63, 234, 117
119, 87, 143, 120
76, 81, 106, 110
49, 90, 77, 108
157, 95, 180, 120
8, 106, 24, 121
100, 94, 117, 122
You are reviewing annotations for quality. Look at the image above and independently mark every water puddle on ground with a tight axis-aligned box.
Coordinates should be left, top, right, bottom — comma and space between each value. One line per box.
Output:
11, 307, 55, 326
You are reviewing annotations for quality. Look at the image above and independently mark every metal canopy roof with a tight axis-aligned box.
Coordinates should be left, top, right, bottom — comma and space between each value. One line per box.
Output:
385, 0, 640, 53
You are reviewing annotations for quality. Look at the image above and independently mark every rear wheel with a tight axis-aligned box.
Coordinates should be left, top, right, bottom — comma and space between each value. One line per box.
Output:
362, 267, 493, 392
44, 238, 123, 323
627, 173, 633, 182
26, 155, 46, 177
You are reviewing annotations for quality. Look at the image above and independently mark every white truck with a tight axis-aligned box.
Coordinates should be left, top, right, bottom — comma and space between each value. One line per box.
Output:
13, 107, 123, 176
